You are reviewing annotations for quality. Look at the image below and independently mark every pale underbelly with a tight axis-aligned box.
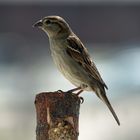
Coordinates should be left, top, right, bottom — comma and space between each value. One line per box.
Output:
52, 51, 92, 91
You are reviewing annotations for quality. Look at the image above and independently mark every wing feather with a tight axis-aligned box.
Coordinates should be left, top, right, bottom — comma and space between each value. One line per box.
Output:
66, 35, 108, 89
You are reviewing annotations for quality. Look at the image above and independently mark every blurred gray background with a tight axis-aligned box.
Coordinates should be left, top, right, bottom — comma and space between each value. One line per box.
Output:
0, 1, 140, 140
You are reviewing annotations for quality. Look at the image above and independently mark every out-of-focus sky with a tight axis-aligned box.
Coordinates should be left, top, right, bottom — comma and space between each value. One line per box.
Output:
0, 1, 140, 140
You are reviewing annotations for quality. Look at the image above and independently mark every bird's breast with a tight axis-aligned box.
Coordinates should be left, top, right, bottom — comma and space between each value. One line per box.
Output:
49, 39, 92, 91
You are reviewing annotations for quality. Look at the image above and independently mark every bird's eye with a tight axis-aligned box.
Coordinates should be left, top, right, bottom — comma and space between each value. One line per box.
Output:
45, 20, 51, 25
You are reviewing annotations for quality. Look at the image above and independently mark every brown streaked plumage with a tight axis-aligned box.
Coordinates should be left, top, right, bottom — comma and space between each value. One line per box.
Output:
33, 15, 120, 125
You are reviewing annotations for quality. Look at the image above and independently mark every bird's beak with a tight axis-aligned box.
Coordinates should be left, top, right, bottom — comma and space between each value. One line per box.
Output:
33, 20, 43, 28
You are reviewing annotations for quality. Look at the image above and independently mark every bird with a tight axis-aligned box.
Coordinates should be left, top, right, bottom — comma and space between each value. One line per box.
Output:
33, 15, 120, 125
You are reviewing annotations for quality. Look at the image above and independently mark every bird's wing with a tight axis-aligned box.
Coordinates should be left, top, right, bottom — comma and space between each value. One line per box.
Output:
66, 35, 108, 89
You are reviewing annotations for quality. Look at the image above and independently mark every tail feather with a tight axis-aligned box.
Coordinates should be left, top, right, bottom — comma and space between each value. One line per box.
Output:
94, 87, 120, 125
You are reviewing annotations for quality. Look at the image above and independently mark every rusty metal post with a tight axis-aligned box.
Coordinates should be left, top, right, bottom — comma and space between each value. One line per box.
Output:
35, 91, 81, 140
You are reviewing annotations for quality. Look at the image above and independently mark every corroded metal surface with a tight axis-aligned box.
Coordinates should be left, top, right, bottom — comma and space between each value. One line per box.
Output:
35, 91, 81, 140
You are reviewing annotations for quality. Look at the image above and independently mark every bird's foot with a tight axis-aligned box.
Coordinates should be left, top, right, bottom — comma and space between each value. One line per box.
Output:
79, 96, 84, 104
67, 88, 84, 103
57, 90, 64, 93
57, 90, 66, 98
57, 89, 84, 103
75, 90, 84, 104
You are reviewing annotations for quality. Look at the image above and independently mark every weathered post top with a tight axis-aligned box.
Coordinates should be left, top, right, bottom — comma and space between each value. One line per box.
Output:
35, 91, 81, 140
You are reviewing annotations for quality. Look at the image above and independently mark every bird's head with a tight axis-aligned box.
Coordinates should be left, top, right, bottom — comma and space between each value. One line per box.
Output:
33, 16, 72, 38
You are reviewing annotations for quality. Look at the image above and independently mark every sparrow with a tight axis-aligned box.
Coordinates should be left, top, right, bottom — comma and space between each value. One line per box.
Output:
33, 15, 120, 125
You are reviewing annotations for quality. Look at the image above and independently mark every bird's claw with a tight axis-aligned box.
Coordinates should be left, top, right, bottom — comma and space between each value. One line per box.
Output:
57, 89, 84, 103
57, 90, 63, 93
79, 96, 84, 104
